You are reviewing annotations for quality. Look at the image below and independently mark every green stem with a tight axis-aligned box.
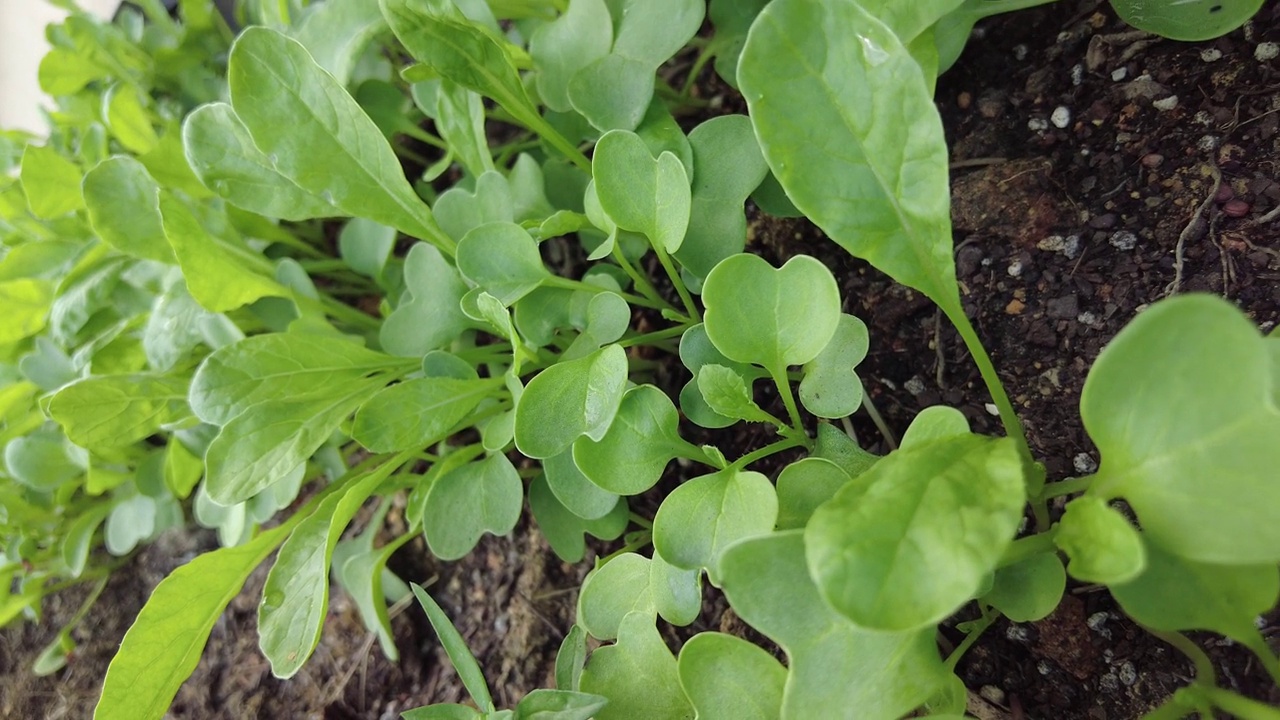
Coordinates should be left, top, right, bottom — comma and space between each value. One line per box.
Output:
401, 124, 450, 151
948, 308, 1030, 459
1203, 687, 1280, 720
544, 276, 670, 312
769, 366, 806, 440
1038, 475, 1095, 500
610, 245, 674, 313
651, 242, 701, 322
731, 437, 807, 471
1241, 631, 1280, 687
945, 607, 998, 671
1150, 629, 1217, 686
681, 44, 717, 98
860, 392, 898, 451
619, 324, 690, 350
627, 513, 653, 530
997, 530, 1057, 569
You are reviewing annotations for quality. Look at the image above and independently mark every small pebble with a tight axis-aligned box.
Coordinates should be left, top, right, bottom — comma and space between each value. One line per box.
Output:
1141, 153, 1164, 168
1118, 661, 1138, 686
1200, 48, 1223, 62
1193, 110, 1214, 126
1087, 612, 1112, 638
1051, 106, 1072, 128
1028, 117, 1050, 132
1256, 42, 1279, 62
1070, 63, 1084, 86
1197, 134, 1220, 152
984, 403, 999, 417
1109, 230, 1137, 250
1013, 44, 1028, 61
957, 91, 972, 110
1006, 625, 1030, 642
1088, 212, 1117, 229
1215, 184, 1235, 203
1223, 199, 1251, 217
1077, 311, 1100, 327
904, 376, 926, 396
1037, 660, 1053, 676
1111, 67, 1128, 81
1073, 453, 1098, 474
1152, 95, 1179, 111
1008, 259, 1024, 277
980, 686, 1006, 705
1099, 673, 1120, 692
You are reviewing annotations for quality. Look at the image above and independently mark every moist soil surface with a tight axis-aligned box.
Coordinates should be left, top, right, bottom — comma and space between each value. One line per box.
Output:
4, 4, 1280, 719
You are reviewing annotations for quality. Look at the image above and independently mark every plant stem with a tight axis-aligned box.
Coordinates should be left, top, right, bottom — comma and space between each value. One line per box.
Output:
945, 607, 998, 671
544, 276, 670, 312
1150, 629, 1218, 686
609, 245, 672, 311
860, 392, 898, 450
619, 324, 690, 350
651, 242, 701, 322
732, 437, 807, 471
769, 367, 807, 440
1240, 630, 1280, 687
627, 513, 653, 529
1038, 475, 1095, 500
948, 308, 1030, 461
997, 530, 1057, 568
1203, 687, 1280, 720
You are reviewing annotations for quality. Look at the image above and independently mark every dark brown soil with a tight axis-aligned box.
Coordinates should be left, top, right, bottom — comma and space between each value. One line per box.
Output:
4, 4, 1280, 719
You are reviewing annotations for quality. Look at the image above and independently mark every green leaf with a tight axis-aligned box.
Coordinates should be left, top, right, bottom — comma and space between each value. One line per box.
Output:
572, 385, 689, 495
381, 243, 474, 357
402, 704, 481, 720
191, 333, 400, 426
514, 689, 609, 720
696, 364, 776, 426
62, 504, 114, 578
104, 84, 159, 154
81, 157, 175, 263
858, 0, 965, 41
260, 461, 399, 677
529, 475, 628, 562
352, 377, 498, 453
21, 145, 83, 219
434, 171, 515, 243
543, 448, 619, 520
579, 612, 694, 720
457, 222, 550, 306
674, 115, 769, 278
436, 80, 495, 177
702, 254, 840, 375
1111, 540, 1279, 644
707, 0, 769, 89
719, 531, 948, 720
38, 47, 107, 96
806, 435, 1025, 631
1081, 294, 1280, 564
556, 625, 588, 692
93, 519, 296, 720
577, 553, 655, 640
676, 633, 785, 720
4, 430, 82, 490
423, 454, 523, 560
652, 467, 777, 581
339, 218, 398, 278
650, 549, 702, 627
0, 279, 54, 345
227, 28, 446, 248
530, 0, 613, 113
568, 55, 654, 133
775, 457, 853, 531
592, 130, 690, 253
739, 0, 959, 311
983, 552, 1066, 623
292, 0, 389, 85
183, 103, 342, 221
799, 314, 869, 419
1054, 496, 1146, 585
514, 344, 628, 459
411, 583, 496, 713
158, 192, 286, 313
900, 405, 970, 449
1110, 0, 1263, 41
49, 374, 190, 449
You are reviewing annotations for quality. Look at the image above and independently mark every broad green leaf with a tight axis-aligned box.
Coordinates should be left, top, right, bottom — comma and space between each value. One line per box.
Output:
900, 405, 970, 449
579, 612, 694, 720
93, 517, 296, 720
4, 430, 82, 490
806, 435, 1024, 631
514, 689, 609, 720
1082, 294, 1280, 564
1111, 540, 1279, 644
423, 454, 523, 560
47, 257, 127, 345
563, 291, 630, 360
529, 475, 628, 562
543, 448, 619, 520
719, 531, 948, 720
436, 80, 494, 177
572, 385, 690, 495
652, 468, 777, 581
165, 439, 204, 500
204, 384, 378, 505
702, 254, 840, 375
457, 222, 550, 306
434, 171, 515, 243
292, 0, 389, 85
82, 157, 174, 263
21, 145, 83, 219
183, 103, 342, 221
158, 192, 285, 313
577, 553, 655, 640
49, 374, 189, 449
338, 218, 397, 278
0, 279, 54, 345
39, 47, 107, 96
0, 240, 78, 281
1054, 496, 1146, 584
530, 0, 613, 112
411, 583, 496, 713
62, 504, 114, 577
259, 461, 399, 677
983, 552, 1066, 623
568, 55, 654, 133
707, 0, 769, 89
650, 549, 702, 627
859, 0, 965, 41
104, 84, 159, 154
556, 625, 588, 692
799, 314, 869, 419
635, 98, 694, 173
191, 333, 400, 426
739, 0, 960, 311
696, 364, 776, 426
137, 131, 210, 199
775, 457, 853, 530
592, 130, 690, 253
514, 344, 628, 459
381, 243, 473, 357
674, 115, 769, 278
227, 28, 446, 248
352, 377, 498, 453
676, 633, 785, 720
1110, 0, 1263, 41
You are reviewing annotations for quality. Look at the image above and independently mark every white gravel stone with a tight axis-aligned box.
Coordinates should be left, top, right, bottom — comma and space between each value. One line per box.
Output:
1051, 106, 1072, 128
1073, 453, 1098, 474
1007, 259, 1024, 277
1111, 67, 1128, 82
1109, 230, 1137, 250
1028, 117, 1049, 132
1152, 95, 1179, 112
1200, 48, 1223, 62
1256, 42, 1279, 62
904, 376, 926, 396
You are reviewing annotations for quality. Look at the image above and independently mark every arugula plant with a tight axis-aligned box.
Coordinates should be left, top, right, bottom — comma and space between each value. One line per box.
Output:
1, 0, 1275, 719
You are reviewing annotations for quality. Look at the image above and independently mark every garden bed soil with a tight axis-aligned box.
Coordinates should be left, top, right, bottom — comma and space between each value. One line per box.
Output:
4, 3, 1280, 718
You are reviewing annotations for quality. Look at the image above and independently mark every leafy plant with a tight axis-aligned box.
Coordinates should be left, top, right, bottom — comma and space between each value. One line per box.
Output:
1, 0, 1276, 719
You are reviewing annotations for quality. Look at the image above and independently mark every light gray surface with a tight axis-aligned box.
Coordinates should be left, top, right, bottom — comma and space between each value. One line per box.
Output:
0, 0, 123, 135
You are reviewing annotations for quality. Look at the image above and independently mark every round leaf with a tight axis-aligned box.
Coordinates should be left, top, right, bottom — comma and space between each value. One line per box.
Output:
576, 553, 655, 641
423, 454, 523, 561
514, 344, 629, 459
983, 552, 1066, 623
544, 448, 620, 520
456, 222, 550, 306
799, 313, 869, 419
652, 468, 777, 581
591, 130, 691, 252
1054, 496, 1146, 585
1109, 0, 1263, 41
572, 385, 688, 495
775, 457, 853, 531
900, 405, 970, 449
650, 549, 702, 627
676, 633, 785, 720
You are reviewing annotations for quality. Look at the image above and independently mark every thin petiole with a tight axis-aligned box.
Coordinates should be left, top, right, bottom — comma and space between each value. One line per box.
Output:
860, 392, 897, 450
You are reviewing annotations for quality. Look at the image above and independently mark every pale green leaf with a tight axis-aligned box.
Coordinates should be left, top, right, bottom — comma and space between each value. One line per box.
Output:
82, 156, 174, 263
530, 0, 613, 113
0, 279, 54, 345
380, 243, 474, 357
353, 377, 497, 453
1054, 496, 1146, 584
577, 553, 655, 640
775, 457, 853, 531
514, 344, 628, 459
411, 583, 496, 712
579, 612, 694, 720
799, 314, 869, 419
292, 0, 389, 85
21, 145, 83, 219
457, 222, 550, 306
983, 552, 1066, 623
676, 633, 785, 720
652, 468, 777, 581
1110, 0, 1263, 41
592, 130, 690, 253
49, 374, 189, 449
650, 549, 701, 627
104, 84, 159, 154
423, 454, 523, 560
572, 385, 689, 495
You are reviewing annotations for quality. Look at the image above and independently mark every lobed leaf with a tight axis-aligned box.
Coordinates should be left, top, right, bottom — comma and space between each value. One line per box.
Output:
578, 612, 693, 720
572, 385, 689, 495
422, 454, 523, 561
652, 467, 777, 582
676, 632, 785, 720
514, 344, 629, 459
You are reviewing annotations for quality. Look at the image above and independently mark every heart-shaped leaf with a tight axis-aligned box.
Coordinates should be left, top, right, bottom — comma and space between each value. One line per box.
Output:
1054, 495, 1146, 584
652, 468, 777, 581
380, 243, 474, 357
422, 454, 523, 560
799, 314, 869, 419
806, 435, 1024, 631
775, 457, 853, 531
983, 552, 1066, 623
1109, 0, 1263, 41
529, 475, 628, 563
573, 385, 694, 494
1082, 294, 1280, 564
577, 553, 655, 640
702, 254, 840, 376
579, 612, 693, 720
678, 324, 765, 429
514, 344, 628, 459
650, 549, 702, 627
456, 222, 550, 306
676, 632, 785, 720
434, 171, 515, 243
530, 0, 613, 113
591, 130, 691, 253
